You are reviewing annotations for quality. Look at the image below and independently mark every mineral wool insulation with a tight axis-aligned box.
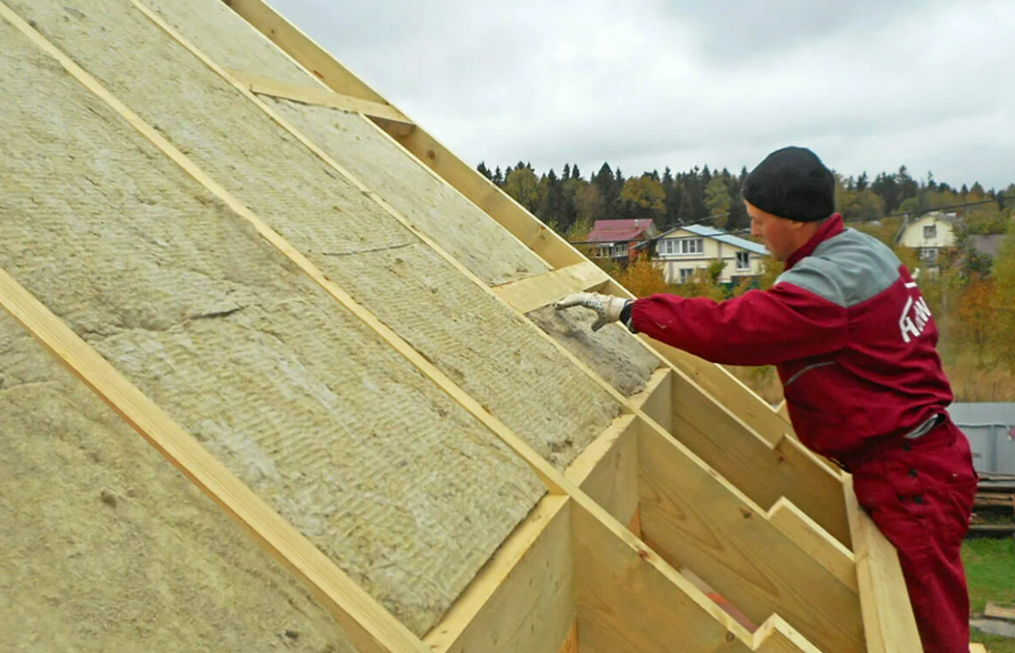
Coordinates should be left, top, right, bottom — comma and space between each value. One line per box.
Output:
0, 14, 544, 646
0, 316, 352, 653
1, 0, 657, 645
142, 0, 661, 400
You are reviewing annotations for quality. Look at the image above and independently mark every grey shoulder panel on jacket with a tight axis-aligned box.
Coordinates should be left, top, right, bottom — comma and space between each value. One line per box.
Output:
775, 229, 900, 308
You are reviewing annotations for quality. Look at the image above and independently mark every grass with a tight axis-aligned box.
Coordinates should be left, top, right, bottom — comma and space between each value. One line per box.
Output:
963, 538, 1015, 652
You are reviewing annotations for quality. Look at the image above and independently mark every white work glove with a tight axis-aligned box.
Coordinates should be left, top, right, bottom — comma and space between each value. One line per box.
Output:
555, 292, 632, 332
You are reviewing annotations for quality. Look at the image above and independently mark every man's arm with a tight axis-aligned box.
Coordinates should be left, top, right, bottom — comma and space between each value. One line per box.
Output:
629, 282, 848, 366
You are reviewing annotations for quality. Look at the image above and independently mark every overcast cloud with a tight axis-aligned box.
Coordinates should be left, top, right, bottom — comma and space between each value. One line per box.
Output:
271, 0, 1015, 188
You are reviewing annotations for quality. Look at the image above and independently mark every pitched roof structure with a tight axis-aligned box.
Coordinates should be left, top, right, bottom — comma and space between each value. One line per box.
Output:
661, 224, 770, 256
587, 219, 658, 243
0, 1, 920, 652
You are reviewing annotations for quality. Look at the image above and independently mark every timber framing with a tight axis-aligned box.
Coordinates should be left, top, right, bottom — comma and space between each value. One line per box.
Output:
0, 0, 921, 650
137, 0, 853, 557
203, 3, 920, 645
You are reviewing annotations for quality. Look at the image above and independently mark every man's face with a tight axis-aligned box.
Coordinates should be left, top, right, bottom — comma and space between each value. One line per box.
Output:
747, 201, 801, 261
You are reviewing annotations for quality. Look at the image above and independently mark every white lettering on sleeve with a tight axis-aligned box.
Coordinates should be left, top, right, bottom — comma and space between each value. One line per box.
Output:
899, 295, 933, 343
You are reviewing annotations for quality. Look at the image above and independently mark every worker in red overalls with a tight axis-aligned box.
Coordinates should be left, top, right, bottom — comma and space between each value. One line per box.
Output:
558, 146, 978, 653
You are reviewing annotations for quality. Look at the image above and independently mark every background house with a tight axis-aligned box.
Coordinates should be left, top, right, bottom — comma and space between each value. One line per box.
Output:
652, 224, 768, 284
897, 211, 959, 266
583, 219, 658, 263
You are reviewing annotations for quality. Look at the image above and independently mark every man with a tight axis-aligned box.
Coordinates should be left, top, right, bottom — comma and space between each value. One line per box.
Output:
557, 146, 978, 653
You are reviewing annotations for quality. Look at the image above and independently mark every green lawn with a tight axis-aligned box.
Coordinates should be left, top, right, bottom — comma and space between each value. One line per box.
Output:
963, 538, 1015, 652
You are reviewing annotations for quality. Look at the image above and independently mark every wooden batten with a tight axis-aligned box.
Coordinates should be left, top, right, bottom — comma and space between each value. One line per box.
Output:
492, 261, 611, 315
225, 68, 415, 133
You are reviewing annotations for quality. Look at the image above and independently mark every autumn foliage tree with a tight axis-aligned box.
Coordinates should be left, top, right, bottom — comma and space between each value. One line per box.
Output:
957, 278, 996, 360
617, 255, 669, 298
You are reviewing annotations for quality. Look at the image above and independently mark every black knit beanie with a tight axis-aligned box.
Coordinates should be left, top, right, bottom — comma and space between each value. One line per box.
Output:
742, 146, 835, 222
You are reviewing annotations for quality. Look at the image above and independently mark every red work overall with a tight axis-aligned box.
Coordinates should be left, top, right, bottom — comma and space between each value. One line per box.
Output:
630, 215, 978, 652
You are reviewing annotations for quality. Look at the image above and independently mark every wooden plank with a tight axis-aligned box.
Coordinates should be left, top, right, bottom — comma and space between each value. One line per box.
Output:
631, 368, 672, 433
985, 600, 1015, 621
767, 498, 857, 593
424, 496, 574, 653
0, 264, 427, 653
564, 414, 639, 528
220, 0, 388, 103
842, 476, 921, 653
492, 261, 610, 315
225, 68, 415, 131
570, 502, 759, 653
671, 373, 853, 547
753, 616, 825, 653
638, 422, 865, 653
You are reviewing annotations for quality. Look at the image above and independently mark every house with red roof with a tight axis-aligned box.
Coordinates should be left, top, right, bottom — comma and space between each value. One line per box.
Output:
582, 219, 659, 262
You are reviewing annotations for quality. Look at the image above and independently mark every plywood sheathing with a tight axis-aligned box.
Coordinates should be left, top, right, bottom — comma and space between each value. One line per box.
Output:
526, 306, 661, 397
0, 316, 355, 653
12, 0, 621, 472
0, 15, 545, 637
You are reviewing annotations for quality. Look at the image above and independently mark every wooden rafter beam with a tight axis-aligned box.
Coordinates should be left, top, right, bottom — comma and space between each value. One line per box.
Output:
225, 68, 415, 134
637, 419, 864, 653
492, 261, 610, 315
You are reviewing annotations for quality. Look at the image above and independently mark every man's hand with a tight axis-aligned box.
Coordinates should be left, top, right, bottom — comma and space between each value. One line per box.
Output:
555, 292, 632, 332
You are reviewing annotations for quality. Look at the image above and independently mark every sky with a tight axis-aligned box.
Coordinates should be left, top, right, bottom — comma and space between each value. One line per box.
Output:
270, 0, 1015, 189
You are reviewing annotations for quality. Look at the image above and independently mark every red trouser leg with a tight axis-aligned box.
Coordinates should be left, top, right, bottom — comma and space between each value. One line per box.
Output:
852, 423, 978, 653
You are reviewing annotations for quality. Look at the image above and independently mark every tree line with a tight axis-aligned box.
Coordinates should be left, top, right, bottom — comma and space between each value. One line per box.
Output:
477, 160, 1015, 239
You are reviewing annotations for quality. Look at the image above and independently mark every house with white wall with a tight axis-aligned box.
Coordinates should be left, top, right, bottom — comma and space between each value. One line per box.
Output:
651, 224, 768, 284
897, 211, 958, 266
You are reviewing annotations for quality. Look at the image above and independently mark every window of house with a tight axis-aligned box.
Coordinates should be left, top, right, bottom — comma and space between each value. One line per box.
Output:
681, 238, 704, 254
679, 268, 695, 284
735, 251, 750, 270
923, 225, 937, 240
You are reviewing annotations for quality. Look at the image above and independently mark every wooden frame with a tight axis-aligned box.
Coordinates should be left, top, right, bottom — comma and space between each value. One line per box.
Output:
0, 0, 920, 650
200, 5, 920, 646
135, 0, 851, 557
